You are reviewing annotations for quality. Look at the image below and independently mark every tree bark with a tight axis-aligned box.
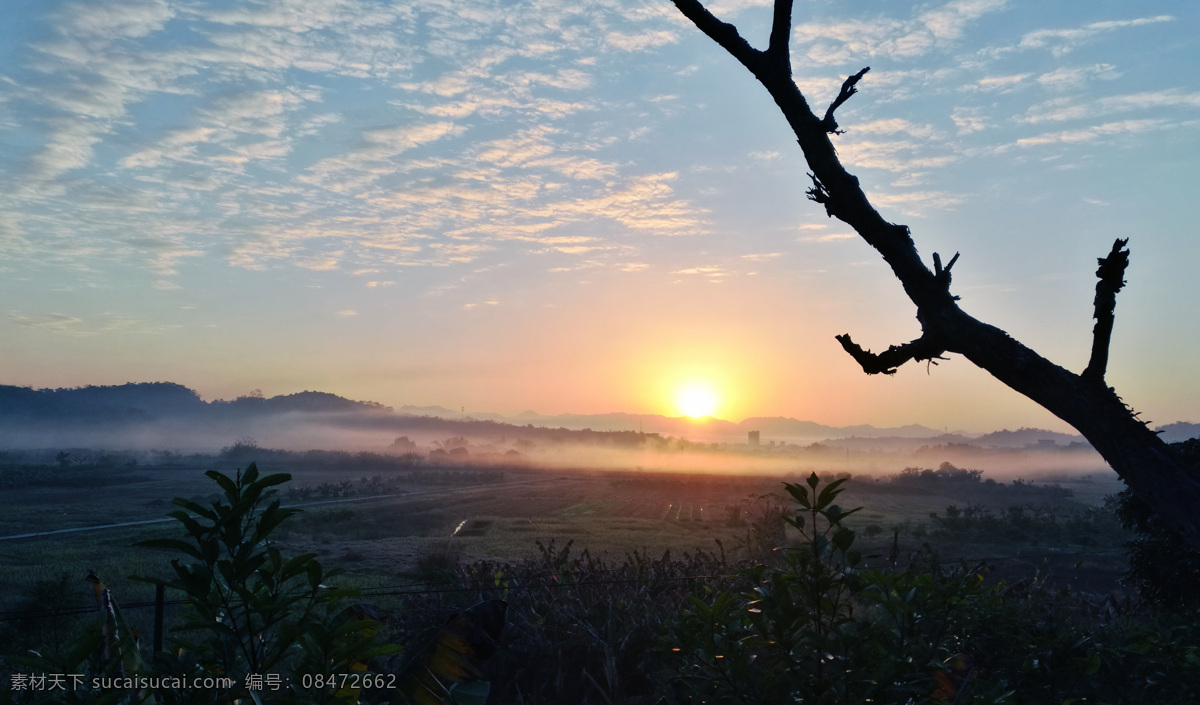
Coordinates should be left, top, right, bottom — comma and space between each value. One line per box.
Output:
669, 0, 1200, 548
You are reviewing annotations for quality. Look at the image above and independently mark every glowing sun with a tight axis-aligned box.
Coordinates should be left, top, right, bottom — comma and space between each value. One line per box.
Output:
676, 382, 720, 418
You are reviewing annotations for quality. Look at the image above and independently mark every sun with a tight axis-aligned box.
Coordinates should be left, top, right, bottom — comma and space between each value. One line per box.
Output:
676, 382, 720, 418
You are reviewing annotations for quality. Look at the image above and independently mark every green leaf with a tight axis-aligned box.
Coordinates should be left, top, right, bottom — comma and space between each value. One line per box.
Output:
784, 483, 812, 509
816, 478, 848, 508
206, 469, 240, 498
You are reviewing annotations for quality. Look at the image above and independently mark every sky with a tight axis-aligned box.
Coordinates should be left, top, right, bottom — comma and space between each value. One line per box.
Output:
1, 0, 1198, 434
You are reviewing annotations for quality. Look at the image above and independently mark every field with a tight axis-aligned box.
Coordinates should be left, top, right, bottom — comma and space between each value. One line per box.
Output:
0, 457, 1132, 623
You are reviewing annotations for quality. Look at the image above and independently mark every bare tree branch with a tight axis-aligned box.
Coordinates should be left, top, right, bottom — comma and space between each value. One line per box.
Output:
835, 333, 947, 376
822, 67, 870, 134
767, 0, 796, 63
932, 251, 960, 298
670, 0, 764, 73
669, 0, 1200, 549
1083, 238, 1130, 383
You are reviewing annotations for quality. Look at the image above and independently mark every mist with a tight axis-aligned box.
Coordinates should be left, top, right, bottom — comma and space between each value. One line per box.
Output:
0, 411, 1112, 484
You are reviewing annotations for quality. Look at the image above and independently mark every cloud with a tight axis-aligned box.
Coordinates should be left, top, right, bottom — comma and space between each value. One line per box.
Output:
1036, 64, 1120, 91
851, 119, 941, 140
836, 140, 957, 173
605, 30, 678, 52
530, 173, 705, 236
0, 212, 29, 253
800, 232, 857, 243
123, 236, 203, 275
296, 252, 344, 271
871, 190, 964, 216
1019, 15, 1175, 56
121, 127, 218, 169
301, 121, 463, 193
834, 120, 956, 177
673, 266, 730, 283
1016, 119, 1170, 147
951, 106, 992, 134
26, 119, 107, 184
462, 299, 500, 310
9, 312, 85, 332
8, 311, 152, 336
966, 73, 1029, 93
794, 0, 1007, 64
2, 0, 710, 285
1022, 90, 1200, 125
53, 0, 172, 40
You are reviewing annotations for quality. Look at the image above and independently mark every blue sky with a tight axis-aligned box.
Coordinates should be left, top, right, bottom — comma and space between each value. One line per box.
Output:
2, 0, 1198, 433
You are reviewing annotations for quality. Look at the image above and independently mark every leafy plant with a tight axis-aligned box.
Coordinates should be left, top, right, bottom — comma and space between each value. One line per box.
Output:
665, 472, 1001, 705
135, 463, 399, 703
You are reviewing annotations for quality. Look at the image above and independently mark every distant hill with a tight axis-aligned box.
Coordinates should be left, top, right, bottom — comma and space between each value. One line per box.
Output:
975, 427, 1086, 448
1157, 422, 1200, 444
0, 382, 205, 420
735, 417, 944, 440
0, 383, 387, 422
212, 391, 389, 415
5, 380, 1192, 453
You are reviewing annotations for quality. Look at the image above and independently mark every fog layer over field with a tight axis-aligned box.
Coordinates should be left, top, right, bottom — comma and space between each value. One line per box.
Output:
1, 382, 1141, 479
1, 413, 1110, 481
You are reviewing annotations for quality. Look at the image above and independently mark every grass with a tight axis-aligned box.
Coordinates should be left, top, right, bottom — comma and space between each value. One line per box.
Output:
0, 461, 1133, 649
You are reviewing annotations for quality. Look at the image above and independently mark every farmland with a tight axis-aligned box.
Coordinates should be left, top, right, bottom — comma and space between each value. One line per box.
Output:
0, 456, 1130, 616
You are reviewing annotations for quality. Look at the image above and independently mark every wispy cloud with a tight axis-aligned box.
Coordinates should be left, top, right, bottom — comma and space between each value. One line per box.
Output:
794, 0, 1008, 64
1036, 64, 1120, 91
799, 232, 857, 243
1023, 89, 1200, 124
951, 106, 992, 134
1018, 15, 1174, 56
8, 311, 155, 336
605, 30, 678, 52
1016, 119, 1171, 147
871, 190, 964, 216
10, 312, 85, 333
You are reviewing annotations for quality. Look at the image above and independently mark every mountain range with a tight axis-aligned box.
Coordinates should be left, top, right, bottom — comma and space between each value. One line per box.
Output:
2, 381, 1193, 447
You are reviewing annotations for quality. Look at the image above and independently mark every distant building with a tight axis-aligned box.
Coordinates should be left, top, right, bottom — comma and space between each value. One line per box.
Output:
748, 430, 760, 446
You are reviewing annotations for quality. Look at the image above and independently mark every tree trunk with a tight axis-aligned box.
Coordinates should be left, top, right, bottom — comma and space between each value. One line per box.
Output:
669, 0, 1200, 548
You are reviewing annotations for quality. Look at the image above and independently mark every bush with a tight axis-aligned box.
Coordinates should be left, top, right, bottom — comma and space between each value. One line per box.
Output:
1112, 438, 1200, 610
664, 473, 1001, 704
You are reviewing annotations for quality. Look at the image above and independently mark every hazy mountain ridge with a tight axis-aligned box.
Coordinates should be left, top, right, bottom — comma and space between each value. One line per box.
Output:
0, 382, 205, 419
974, 427, 1088, 448
0, 384, 388, 420
1157, 422, 1200, 444
3, 381, 1193, 451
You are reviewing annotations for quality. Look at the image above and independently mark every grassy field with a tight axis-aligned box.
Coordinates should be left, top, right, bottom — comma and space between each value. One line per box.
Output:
0, 459, 1131, 614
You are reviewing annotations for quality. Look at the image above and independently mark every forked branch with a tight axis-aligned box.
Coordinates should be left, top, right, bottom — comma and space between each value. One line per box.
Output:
822, 67, 870, 134
670, 0, 1200, 549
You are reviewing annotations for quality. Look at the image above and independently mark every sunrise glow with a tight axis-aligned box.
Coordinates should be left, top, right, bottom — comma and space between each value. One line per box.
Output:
676, 382, 720, 418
